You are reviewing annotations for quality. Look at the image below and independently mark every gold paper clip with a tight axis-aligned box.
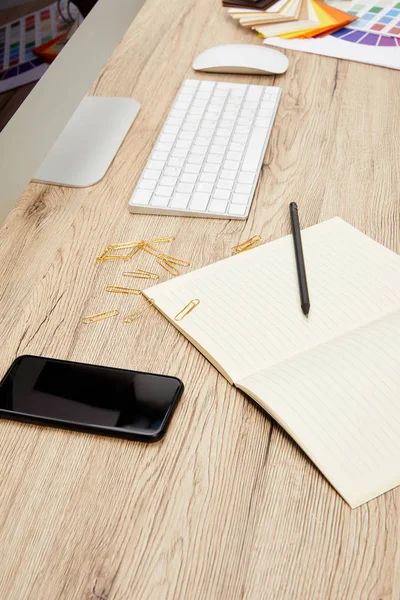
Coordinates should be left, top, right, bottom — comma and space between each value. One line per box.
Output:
123, 269, 159, 280
106, 286, 142, 295
109, 240, 142, 250
124, 298, 155, 323
232, 235, 262, 255
156, 257, 180, 276
174, 299, 200, 321
82, 310, 119, 324
142, 242, 164, 257
161, 254, 190, 267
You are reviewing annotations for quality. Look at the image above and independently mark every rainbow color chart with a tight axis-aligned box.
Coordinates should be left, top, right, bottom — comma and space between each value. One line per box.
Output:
338, 0, 400, 37
0, 2, 61, 93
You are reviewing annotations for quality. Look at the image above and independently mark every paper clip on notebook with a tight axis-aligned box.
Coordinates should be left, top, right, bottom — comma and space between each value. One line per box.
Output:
175, 299, 200, 321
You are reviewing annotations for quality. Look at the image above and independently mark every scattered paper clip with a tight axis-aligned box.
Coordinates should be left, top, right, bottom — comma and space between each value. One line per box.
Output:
124, 298, 155, 323
95, 254, 131, 263
174, 299, 200, 321
106, 286, 141, 295
161, 254, 190, 267
82, 310, 119, 324
232, 235, 262, 255
156, 257, 180, 276
109, 240, 142, 250
123, 269, 159, 280
142, 242, 164, 257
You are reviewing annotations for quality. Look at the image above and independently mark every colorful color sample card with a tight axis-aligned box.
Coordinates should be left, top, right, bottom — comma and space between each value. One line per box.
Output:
0, 2, 62, 93
332, 0, 400, 37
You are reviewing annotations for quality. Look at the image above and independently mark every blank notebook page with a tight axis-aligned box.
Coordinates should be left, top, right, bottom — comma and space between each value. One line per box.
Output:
239, 310, 400, 507
145, 218, 400, 383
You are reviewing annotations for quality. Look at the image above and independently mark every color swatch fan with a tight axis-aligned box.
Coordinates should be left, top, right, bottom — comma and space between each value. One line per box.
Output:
265, 0, 400, 69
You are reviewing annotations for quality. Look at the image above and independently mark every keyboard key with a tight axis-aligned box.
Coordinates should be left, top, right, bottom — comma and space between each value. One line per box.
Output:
181, 173, 197, 183
216, 128, 232, 137
230, 143, 245, 152
196, 182, 213, 193
241, 109, 256, 118
226, 151, 242, 161
164, 125, 180, 135
200, 172, 217, 183
156, 142, 173, 152
220, 169, 236, 180
190, 192, 210, 211
236, 126, 250, 135
132, 190, 152, 205
238, 118, 253, 127
160, 176, 178, 187
172, 149, 189, 158
148, 160, 164, 171
155, 186, 173, 197
246, 86, 262, 102
238, 172, 255, 184
139, 179, 157, 190
228, 204, 247, 216
232, 134, 248, 144
235, 183, 252, 194
201, 121, 217, 130
217, 179, 234, 191
214, 137, 229, 146
260, 100, 276, 110
168, 117, 184, 126
170, 109, 186, 118
198, 128, 214, 138
176, 139, 191, 149
191, 146, 207, 156
182, 122, 198, 132
203, 163, 220, 173
184, 164, 201, 174
242, 128, 268, 172
153, 151, 169, 161
151, 196, 170, 207
255, 118, 270, 128
243, 101, 259, 110
223, 160, 240, 171
165, 166, 181, 176
177, 182, 195, 193
196, 137, 211, 147
258, 109, 273, 118
208, 154, 223, 165
232, 193, 249, 205
168, 157, 184, 168
187, 154, 204, 165
213, 189, 230, 200
210, 145, 226, 155
171, 193, 190, 209
143, 169, 160, 180
209, 200, 228, 213
179, 131, 196, 141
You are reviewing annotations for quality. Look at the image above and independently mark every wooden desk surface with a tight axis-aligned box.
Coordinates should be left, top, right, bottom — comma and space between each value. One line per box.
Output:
1, 0, 400, 597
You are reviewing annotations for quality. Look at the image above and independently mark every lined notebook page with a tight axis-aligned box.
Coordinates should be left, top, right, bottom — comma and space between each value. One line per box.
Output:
238, 309, 400, 507
145, 218, 400, 384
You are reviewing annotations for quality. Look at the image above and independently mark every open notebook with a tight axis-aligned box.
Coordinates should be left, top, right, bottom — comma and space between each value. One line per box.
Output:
144, 218, 400, 508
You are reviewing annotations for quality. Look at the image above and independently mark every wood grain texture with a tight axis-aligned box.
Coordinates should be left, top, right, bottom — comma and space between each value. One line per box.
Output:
1, 0, 400, 597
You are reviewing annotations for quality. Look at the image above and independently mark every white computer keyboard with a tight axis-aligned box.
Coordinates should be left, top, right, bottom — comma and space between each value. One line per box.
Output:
128, 79, 281, 219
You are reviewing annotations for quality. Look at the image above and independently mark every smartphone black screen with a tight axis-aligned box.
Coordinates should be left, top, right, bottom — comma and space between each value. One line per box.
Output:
0, 355, 183, 441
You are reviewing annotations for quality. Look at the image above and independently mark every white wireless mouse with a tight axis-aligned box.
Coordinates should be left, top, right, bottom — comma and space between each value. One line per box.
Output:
192, 44, 289, 75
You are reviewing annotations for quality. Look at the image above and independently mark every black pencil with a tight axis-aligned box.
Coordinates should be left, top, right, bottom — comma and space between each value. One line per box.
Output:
289, 202, 310, 317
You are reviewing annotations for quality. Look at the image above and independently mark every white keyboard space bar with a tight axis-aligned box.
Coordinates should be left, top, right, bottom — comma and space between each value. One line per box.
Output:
242, 128, 269, 173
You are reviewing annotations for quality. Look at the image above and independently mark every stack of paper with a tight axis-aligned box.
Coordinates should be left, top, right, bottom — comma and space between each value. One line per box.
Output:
226, 0, 357, 39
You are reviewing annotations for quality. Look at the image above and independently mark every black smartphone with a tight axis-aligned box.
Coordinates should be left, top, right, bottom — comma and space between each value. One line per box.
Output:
0, 355, 184, 442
